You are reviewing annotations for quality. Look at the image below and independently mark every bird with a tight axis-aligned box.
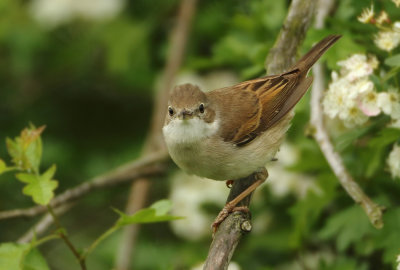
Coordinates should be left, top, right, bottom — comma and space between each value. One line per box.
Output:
162, 35, 341, 232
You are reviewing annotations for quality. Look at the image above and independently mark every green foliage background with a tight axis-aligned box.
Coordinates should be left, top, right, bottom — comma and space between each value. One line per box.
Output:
0, 0, 399, 269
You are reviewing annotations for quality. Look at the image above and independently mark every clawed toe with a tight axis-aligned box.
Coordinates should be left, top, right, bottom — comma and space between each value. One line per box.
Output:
211, 205, 250, 235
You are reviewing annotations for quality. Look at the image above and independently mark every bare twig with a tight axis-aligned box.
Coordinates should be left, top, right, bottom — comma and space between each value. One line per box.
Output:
310, 1, 384, 230
116, 0, 198, 269
204, 1, 316, 269
17, 203, 74, 244
47, 205, 86, 270
0, 151, 168, 220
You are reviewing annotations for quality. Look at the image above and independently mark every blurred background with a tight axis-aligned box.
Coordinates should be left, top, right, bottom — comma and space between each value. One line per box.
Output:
0, 0, 400, 269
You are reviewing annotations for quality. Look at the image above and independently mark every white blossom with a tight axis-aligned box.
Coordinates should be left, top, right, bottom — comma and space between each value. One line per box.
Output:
358, 5, 374, 24
359, 90, 381, 116
387, 144, 400, 179
338, 54, 378, 81
30, 0, 124, 28
169, 171, 227, 240
374, 30, 400, 52
377, 91, 400, 119
341, 105, 369, 127
267, 143, 320, 199
390, 118, 400, 129
393, 0, 400, 8
394, 21, 400, 31
337, 54, 378, 82
323, 77, 356, 119
376, 11, 390, 25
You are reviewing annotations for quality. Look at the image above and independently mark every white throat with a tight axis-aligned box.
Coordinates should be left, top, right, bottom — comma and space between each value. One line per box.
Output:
163, 118, 219, 144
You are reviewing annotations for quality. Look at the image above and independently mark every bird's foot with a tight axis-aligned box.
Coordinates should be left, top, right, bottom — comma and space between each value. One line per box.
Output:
212, 205, 249, 234
212, 168, 268, 235
225, 180, 234, 188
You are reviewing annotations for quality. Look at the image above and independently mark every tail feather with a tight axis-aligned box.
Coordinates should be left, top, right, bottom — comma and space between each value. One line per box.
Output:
292, 34, 341, 72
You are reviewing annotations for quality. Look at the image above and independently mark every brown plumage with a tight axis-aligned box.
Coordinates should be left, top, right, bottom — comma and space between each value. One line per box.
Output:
207, 34, 341, 146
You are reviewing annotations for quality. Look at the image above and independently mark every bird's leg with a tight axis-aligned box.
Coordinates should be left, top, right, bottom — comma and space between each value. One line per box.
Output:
212, 168, 268, 233
225, 180, 234, 188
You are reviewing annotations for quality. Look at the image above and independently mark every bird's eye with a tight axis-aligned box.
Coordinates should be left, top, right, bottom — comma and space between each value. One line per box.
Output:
168, 106, 174, 116
199, 103, 205, 113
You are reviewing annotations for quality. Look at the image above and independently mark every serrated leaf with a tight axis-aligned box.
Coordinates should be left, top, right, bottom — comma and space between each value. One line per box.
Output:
22, 248, 50, 270
16, 165, 58, 205
0, 242, 30, 270
115, 200, 183, 227
368, 128, 400, 148
6, 125, 45, 173
319, 205, 374, 251
371, 208, 400, 263
0, 243, 49, 270
385, 54, 400, 67
289, 174, 338, 248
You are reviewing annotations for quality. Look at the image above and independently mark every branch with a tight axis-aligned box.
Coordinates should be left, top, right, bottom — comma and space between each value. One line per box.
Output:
265, 0, 316, 74
204, 1, 316, 269
47, 205, 87, 270
17, 203, 74, 244
116, 0, 198, 268
311, 63, 384, 229
0, 151, 168, 220
309, 0, 384, 230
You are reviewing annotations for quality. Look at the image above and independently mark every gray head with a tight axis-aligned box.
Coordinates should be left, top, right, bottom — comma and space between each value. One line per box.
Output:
165, 83, 215, 124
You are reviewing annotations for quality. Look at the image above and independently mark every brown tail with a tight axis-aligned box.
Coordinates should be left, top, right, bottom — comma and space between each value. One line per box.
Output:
292, 34, 341, 72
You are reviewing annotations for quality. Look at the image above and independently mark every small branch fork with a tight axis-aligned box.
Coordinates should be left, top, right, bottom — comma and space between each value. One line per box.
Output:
0, 151, 168, 220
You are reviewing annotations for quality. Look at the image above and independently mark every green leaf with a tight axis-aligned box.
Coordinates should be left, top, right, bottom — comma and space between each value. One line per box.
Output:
150, 199, 173, 216
115, 199, 183, 227
0, 243, 49, 270
384, 54, 400, 67
319, 205, 374, 251
0, 159, 16, 175
16, 165, 58, 205
289, 173, 338, 248
0, 242, 30, 270
371, 208, 400, 263
6, 125, 45, 173
368, 128, 400, 148
0, 159, 6, 174
22, 248, 50, 270
334, 126, 370, 152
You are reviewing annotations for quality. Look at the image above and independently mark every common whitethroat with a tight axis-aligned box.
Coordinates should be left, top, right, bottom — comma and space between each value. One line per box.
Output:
163, 35, 341, 231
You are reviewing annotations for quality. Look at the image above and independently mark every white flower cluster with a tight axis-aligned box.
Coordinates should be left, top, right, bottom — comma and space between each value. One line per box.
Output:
169, 171, 227, 241
30, 0, 125, 28
374, 26, 400, 52
357, 3, 400, 52
323, 53, 400, 128
323, 54, 379, 127
387, 144, 400, 179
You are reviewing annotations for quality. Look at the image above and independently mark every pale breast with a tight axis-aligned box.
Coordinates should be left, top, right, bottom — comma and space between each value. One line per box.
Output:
163, 112, 293, 180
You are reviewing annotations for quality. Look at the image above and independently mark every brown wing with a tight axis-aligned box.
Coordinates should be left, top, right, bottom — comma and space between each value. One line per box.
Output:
206, 35, 340, 146
208, 71, 312, 146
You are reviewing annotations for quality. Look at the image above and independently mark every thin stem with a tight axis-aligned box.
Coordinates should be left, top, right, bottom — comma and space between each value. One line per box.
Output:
82, 225, 119, 260
33, 234, 60, 247
47, 205, 87, 270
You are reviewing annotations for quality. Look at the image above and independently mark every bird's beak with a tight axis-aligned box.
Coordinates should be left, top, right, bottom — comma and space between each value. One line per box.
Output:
178, 109, 194, 120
